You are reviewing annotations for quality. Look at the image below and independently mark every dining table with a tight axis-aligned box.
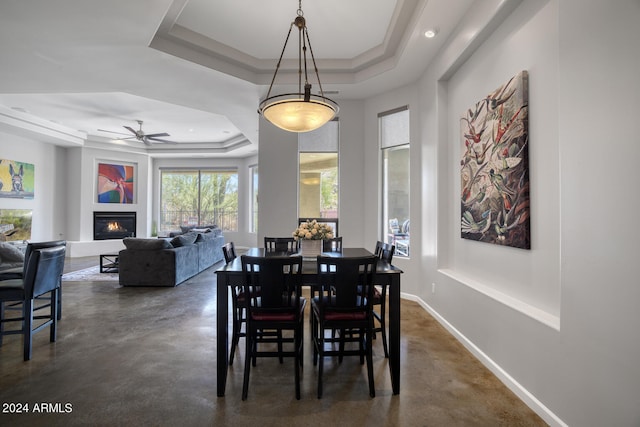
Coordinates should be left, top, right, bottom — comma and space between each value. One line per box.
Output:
215, 247, 403, 397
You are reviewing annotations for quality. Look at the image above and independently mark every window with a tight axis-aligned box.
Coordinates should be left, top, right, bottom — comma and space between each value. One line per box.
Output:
160, 169, 238, 232
380, 107, 410, 257
250, 165, 258, 233
298, 120, 339, 223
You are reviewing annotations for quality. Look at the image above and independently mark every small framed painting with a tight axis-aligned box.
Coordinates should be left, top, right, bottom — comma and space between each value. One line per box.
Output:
460, 70, 530, 249
0, 159, 34, 199
0, 209, 32, 241
97, 161, 135, 204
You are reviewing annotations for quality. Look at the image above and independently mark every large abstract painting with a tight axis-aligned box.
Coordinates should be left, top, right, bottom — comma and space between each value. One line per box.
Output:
97, 162, 135, 204
0, 209, 32, 241
0, 159, 34, 199
460, 70, 530, 249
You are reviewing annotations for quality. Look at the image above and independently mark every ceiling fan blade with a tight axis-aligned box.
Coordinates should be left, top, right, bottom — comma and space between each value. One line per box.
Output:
123, 126, 138, 135
141, 137, 153, 146
145, 132, 170, 138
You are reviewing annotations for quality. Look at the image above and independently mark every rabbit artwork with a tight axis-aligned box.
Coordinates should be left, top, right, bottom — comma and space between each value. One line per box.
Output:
10, 163, 24, 193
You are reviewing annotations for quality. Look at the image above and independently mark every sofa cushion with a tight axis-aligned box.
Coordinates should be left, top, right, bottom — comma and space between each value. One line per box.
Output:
195, 231, 216, 242
171, 232, 198, 247
123, 238, 172, 251
191, 227, 211, 233
0, 242, 25, 263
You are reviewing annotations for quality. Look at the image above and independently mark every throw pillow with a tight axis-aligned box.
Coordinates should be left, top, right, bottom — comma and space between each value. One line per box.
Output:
191, 227, 211, 233
170, 232, 198, 247
0, 242, 25, 263
123, 238, 172, 251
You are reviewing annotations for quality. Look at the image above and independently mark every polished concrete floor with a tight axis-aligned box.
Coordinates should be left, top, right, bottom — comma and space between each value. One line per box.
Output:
0, 256, 546, 426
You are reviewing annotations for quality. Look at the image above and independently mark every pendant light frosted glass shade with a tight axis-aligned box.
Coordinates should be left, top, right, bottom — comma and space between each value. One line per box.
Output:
259, 93, 338, 133
258, 1, 338, 133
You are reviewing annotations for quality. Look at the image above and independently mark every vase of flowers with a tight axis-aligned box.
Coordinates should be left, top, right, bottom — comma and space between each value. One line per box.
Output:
293, 219, 334, 257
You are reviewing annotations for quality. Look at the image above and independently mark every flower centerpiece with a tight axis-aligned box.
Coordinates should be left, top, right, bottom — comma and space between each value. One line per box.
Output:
293, 219, 334, 257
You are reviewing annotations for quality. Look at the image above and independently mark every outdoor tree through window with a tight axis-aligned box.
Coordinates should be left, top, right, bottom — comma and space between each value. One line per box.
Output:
160, 169, 238, 233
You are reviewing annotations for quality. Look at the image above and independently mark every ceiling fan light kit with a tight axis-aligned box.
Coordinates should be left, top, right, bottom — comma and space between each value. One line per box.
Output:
257, 0, 338, 133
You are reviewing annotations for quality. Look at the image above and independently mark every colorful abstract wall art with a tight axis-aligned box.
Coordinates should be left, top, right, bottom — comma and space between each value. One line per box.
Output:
460, 70, 530, 249
0, 159, 34, 199
0, 209, 32, 241
97, 162, 135, 204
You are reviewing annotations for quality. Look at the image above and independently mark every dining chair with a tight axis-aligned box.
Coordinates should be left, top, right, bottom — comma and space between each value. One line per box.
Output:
372, 241, 394, 358
322, 236, 342, 252
222, 242, 245, 366
312, 254, 378, 398
264, 236, 299, 253
240, 255, 306, 400
0, 244, 66, 360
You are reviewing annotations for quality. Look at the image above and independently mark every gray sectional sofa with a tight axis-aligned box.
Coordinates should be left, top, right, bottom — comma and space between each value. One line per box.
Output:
118, 228, 224, 287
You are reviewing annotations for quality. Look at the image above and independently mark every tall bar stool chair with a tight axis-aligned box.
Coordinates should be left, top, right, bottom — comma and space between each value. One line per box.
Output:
0, 244, 66, 360
312, 255, 378, 398
240, 255, 306, 400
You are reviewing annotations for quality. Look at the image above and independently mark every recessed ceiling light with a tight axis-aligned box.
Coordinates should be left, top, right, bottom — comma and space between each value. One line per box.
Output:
424, 29, 438, 38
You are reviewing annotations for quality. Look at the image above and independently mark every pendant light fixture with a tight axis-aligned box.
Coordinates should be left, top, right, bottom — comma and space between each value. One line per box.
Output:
258, 0, 339, 133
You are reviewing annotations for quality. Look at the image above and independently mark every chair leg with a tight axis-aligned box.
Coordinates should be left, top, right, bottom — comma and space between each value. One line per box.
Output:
229, 303, 240, 365
294, 323, 302, 400
277, 330, 284, 363
317, 329, 324, 399
366, 325, 375, 398
312, 310, 319, 366
23, 298, 33, 361
0, 301, 4, 346
242, 327, 252, 400
380, 285, 389, 358
50, 289, 58, 343
57, 278, 63, 320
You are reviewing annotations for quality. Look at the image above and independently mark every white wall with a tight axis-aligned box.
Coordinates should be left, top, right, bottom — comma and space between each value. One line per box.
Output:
0, 132, 67, 241
404, 0, 640, 425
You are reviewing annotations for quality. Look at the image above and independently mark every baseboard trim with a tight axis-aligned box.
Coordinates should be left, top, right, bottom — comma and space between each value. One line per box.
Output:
400, 292, 567, 427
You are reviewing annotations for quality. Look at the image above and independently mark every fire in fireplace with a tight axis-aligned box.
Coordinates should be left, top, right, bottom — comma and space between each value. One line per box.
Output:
94, 212, 136, 240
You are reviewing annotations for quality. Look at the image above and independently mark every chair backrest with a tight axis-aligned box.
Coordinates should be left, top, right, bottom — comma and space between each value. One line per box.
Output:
241, 255, 303, 313
322, 236, 342, 252
23, 245, 66, 299
222, 241, 237, 264
264, 237, 299, 253
22, 240, 67, 277
377, 242, 395, 263
316, 255, 377, 313
374, 240, 384, 257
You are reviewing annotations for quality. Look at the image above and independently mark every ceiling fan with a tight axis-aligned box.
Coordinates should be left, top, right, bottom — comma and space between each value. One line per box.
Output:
98, 120, 177, 146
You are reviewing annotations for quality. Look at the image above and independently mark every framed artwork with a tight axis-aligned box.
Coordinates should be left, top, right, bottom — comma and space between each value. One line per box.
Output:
0, 159, 34, 199
460, 70, 530, 249
97, 162, 135, 204
0, 209, 32, 241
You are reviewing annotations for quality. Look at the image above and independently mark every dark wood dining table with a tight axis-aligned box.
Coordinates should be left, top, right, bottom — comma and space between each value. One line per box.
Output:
215, 247, 403, 396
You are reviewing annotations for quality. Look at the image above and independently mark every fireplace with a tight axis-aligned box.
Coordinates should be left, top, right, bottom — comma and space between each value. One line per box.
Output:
93, 211, 136, 240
